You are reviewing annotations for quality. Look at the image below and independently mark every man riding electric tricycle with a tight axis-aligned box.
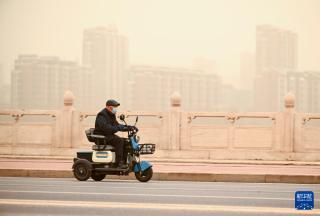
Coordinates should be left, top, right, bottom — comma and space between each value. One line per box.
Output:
72, 99, 155, 182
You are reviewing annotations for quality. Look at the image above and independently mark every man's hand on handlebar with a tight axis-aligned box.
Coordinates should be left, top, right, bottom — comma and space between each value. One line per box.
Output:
117, 124, 138, 132
127, 125, 138, 132
117, 124, 128, 132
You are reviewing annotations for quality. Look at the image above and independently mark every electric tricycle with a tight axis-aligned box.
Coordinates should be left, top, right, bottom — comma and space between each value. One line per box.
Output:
72, 114, 155, 182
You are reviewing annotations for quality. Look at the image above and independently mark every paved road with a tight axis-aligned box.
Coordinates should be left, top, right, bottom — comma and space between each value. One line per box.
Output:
0, 177, 319, 216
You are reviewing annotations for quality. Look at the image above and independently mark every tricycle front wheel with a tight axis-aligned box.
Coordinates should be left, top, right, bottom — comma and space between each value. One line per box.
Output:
91, 172, 106, 181
135, 167, 153, 182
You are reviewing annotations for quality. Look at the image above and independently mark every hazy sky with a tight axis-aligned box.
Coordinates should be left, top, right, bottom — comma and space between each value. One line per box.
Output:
0, 0, 320, 86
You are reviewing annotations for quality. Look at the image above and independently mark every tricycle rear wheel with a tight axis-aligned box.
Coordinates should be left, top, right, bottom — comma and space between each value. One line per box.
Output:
73, 159, 92, 181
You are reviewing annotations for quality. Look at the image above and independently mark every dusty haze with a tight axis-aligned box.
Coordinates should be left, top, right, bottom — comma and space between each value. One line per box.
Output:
0, 0, 320, 111
1, 0, 320, 82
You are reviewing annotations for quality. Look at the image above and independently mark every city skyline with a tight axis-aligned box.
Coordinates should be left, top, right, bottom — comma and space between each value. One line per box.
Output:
5, 23, 320, 112
1, 0, 320, 87
1, 0, 320, 113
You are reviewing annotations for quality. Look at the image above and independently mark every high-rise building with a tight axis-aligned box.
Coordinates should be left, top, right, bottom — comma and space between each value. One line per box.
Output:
82, 26, 129, 109
256, 25, 297, 75
283, 71, 320, 113
11, 55, 92, 109
254, 25, 298, 111
129, 65, 221, 111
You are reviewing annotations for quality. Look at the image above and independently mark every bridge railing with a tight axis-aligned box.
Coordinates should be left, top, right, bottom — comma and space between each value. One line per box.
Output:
0, 91, 319, 161
294, 113, 320, 153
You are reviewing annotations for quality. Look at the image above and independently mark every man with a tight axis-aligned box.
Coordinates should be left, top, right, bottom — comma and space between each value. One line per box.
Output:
94, 99, 130, 169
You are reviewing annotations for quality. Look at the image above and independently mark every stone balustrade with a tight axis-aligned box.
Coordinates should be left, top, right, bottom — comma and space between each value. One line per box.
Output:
0, 91, 319, 161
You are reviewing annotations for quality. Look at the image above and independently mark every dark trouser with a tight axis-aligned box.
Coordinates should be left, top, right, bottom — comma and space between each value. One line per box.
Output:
105, 135, 126, 164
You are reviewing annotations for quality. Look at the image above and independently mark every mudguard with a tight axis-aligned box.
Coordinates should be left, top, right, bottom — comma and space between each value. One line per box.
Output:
134, 161, 152, 172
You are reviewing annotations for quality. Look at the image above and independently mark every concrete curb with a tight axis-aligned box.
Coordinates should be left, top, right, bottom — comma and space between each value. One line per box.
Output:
1, 169, 319, 184
1, 155, 319, 166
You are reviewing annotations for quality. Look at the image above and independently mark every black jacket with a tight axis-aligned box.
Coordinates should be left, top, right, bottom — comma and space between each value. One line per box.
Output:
94, 108, 121, 136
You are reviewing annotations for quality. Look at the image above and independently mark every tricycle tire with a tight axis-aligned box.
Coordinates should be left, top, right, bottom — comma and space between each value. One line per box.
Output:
73, 159, 92, 181
91, 172, 106, 181
135, 167, 153, 182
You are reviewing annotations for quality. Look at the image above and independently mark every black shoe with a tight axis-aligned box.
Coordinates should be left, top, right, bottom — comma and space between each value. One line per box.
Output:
118, 161, 128, 169
111, 163, 118, 168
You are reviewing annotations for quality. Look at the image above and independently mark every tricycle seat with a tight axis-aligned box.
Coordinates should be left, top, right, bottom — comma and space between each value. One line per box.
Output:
86, 128, 102, 142
85, 128, 112, 146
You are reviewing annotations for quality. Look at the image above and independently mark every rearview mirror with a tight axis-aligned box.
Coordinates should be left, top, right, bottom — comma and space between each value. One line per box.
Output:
119, 114, 125, 121
135, 116, 139, 123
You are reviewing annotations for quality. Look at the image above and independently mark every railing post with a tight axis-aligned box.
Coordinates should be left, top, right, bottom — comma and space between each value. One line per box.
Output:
168, 92, 181, 150
283, 92, 295, 152
58, 90, 75, 148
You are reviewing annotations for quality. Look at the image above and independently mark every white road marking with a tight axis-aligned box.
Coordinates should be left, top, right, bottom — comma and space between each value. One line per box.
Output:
0, 199, 319, 215
0, 178, 318, 192
1, 177, 319, 188
1, 183, 314, 194
0, 189, 296, 201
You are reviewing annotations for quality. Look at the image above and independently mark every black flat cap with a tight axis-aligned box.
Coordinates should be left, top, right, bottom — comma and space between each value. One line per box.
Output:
106, 99, 120, 106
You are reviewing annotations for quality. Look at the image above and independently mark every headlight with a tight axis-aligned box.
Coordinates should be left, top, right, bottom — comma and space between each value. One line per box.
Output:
134, 135, 140, 143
